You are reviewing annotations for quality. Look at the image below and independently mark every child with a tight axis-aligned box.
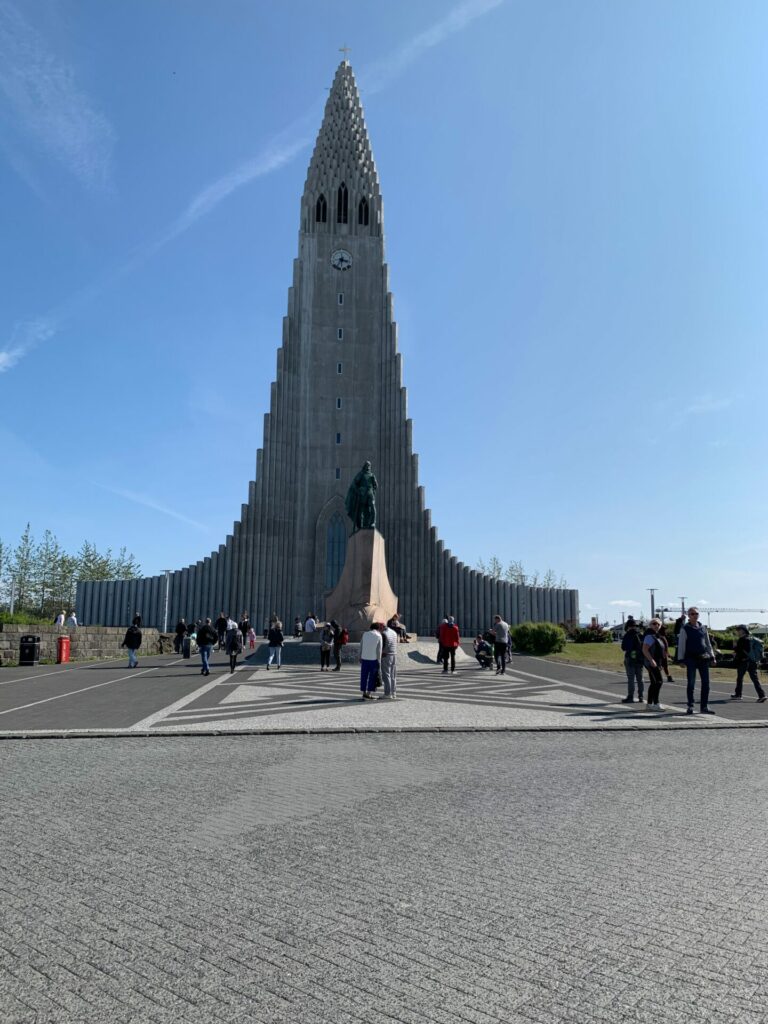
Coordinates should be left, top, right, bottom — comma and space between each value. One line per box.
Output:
247, 626, 257, 650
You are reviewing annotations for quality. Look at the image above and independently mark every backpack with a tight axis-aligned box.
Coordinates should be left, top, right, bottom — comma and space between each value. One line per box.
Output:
340, 628, 349, 645
749, 636, 764, 663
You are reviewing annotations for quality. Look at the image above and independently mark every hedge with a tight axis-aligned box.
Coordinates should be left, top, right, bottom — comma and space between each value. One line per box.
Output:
510, 622, 566, 655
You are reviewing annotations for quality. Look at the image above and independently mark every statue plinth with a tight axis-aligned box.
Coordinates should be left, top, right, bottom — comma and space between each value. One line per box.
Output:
325, 528, 398, 641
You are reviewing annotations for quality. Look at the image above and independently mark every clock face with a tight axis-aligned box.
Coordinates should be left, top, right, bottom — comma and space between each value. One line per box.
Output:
331, 249, 352, 271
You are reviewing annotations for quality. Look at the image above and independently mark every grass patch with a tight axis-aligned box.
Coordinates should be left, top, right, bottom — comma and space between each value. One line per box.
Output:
543, 641, 737, 683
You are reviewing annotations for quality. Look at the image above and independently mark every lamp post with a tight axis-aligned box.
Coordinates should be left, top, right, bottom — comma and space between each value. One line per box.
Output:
647, 588, 657, 618
162, 570, 171, 634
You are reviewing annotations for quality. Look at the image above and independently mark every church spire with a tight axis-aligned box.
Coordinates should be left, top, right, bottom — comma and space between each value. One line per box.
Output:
303, 62, 380, 234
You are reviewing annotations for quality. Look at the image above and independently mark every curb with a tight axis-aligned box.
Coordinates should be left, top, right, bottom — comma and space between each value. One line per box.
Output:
1, 721, 767, 740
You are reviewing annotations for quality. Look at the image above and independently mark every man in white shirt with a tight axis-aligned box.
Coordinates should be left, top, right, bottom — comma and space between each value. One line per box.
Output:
492, 614, 509, 675
304, 614, 317, 633
380, 622, 398, 699
359, 623, 382, 700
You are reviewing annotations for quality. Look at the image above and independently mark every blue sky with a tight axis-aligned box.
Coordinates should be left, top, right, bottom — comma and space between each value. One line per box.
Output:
1, 0, 767, 628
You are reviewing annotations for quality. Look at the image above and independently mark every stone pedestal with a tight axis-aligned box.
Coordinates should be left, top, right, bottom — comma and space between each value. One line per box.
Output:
325, 529, 398, 641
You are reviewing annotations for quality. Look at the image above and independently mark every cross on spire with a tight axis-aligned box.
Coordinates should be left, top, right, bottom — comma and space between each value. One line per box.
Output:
339, 43, 351, 61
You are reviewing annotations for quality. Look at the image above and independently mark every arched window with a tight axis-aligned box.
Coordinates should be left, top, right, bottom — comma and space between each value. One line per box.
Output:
315, 194, 327, 223
357, 196, 369, 226
336, 182, 348, 223
325, 513, 347, 590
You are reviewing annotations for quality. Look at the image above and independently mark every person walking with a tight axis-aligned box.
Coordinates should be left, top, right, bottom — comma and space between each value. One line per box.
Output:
330, 620, 345, 671
676, 607, 717, 715
320, 622, 334, 671
657, 623, 674, 682
226, 619, 244, 674
620, 619, 645, 703
121, 616, 143, 669
359, 622, 382, 699
238, 611, 251, 643
65, 611, 78, 629
54, 610, 65, 628
731, 625, 767, 703
381, 620, 398, 699
214, 612, 228, 650
436, 619, 447, 665
174, 618, 187, 654
641, 618, 665, 710
196, 617, 217, 676
266, 619, 284, 669
438, 616, 460, 674
491, 614, 509, 675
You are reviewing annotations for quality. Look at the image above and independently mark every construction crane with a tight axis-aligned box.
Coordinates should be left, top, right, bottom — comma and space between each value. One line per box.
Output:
697, 608, 768, 628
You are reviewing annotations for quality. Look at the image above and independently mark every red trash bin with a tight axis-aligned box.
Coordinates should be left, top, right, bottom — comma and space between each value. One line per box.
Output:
57, 635, 71, 664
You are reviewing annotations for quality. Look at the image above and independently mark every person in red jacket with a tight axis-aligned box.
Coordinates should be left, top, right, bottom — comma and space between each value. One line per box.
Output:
438, 616, 460, 674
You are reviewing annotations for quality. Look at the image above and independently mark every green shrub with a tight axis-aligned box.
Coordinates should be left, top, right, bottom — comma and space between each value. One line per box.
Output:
571, 626, 613, 644
510, 622, 566, 655
710, 629, 735, 651
0, 611, 52, 625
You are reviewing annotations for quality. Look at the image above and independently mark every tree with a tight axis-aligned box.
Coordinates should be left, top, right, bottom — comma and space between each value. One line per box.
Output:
487, 556, 503, 580
75, 541, 114, 581
34, 530, 63, 616
111, 547, 141, 580
505, 560, 527, 585
0, 527, 142, 617
10, 524, 35, 609
475, 554, 568, 589
0, 537, 7, 604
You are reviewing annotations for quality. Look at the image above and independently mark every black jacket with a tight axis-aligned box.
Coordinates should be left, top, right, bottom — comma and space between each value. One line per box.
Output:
267, 626, 284, 646
122, 625, 142, 650
197, 624, 217, 646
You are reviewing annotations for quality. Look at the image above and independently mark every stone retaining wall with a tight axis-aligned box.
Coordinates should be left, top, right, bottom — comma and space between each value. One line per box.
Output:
0, 624, 165, 667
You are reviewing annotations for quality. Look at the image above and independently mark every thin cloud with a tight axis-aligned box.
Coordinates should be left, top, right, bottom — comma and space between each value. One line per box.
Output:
0, 317, 57, 373
362, 0, 505, 95
0, 0, 114, 188
0, 0, 504, 370
682, 396, 732, 417
98, 485, 209, 532
155, 132, 314, 251
609, 599, 641, 607
157, 0, 505, 244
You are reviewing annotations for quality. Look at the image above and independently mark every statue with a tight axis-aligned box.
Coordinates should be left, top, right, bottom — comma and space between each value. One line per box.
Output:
345, 461, 377, 532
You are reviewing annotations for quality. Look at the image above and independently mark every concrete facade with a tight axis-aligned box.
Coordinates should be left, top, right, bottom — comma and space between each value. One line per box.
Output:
77, 61, 578, 635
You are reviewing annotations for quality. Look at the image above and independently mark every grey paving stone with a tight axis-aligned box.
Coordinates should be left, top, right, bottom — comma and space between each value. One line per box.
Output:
1, 731, 767, 1023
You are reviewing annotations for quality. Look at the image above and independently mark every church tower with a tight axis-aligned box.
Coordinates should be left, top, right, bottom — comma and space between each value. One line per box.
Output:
77, 62, 579, 633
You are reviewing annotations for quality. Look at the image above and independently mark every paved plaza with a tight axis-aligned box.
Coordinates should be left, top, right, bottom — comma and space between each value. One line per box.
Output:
1, 729, 767, 1023
1, 642, 767, 736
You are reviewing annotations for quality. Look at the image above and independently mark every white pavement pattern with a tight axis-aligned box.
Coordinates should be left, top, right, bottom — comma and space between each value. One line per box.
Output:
1, 649, 765, 736
140, 663, 738, 733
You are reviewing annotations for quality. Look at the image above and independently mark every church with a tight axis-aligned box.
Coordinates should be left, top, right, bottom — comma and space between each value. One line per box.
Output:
77, 61, 579, 635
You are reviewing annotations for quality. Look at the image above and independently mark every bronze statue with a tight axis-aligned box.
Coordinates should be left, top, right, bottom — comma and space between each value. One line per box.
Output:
345, 461, 377, 532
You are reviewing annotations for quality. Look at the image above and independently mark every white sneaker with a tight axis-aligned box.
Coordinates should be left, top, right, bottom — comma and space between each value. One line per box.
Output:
649, 703, 663, 711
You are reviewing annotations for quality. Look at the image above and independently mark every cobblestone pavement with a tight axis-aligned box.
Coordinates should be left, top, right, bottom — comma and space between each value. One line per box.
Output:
1, 644, 766, 735
1, 730, 767, 1023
